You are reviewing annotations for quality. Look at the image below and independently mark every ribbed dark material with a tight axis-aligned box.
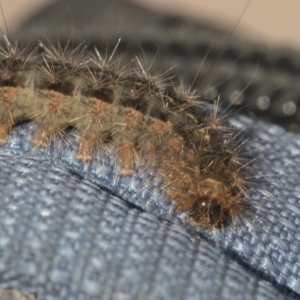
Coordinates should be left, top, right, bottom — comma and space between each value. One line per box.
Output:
16, 0, 300, 132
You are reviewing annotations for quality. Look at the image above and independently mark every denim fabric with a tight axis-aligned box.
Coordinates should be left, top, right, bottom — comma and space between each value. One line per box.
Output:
2, 0, 300, 298
0, 116, 298, 300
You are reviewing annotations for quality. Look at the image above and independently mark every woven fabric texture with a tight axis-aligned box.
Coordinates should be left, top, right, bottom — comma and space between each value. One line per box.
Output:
0, 117, 298, 299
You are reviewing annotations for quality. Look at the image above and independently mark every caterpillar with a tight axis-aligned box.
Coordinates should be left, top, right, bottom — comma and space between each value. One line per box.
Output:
0, 27, 257, 230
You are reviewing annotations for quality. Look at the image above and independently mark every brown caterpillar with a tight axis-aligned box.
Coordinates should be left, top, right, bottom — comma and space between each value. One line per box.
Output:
0, 33, 254, 230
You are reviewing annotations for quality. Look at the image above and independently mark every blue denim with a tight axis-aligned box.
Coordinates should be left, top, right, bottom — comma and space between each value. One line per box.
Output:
0, 115, 299, 300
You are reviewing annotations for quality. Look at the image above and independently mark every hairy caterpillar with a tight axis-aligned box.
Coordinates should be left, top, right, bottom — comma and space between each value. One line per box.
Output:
3, 0, 300, 300
0, 25, 256, 230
